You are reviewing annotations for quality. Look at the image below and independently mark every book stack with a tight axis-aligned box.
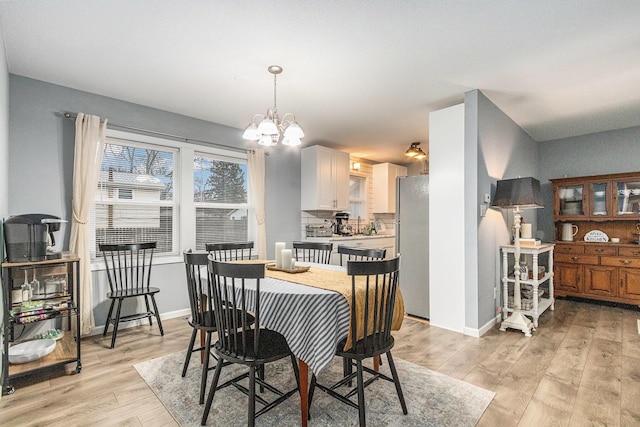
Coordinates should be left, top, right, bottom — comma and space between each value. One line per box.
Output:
519, 238, 541, 246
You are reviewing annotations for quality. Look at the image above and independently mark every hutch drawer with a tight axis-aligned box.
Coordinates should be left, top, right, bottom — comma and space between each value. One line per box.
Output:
555, 253, 599, 265
554, 244, 584, 255
618, 246, 640, 257
600, 256, 640, 269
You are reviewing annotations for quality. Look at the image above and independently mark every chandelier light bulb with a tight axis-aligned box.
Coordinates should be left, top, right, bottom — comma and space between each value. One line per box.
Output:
282, 136, 302, 146
242, 122, 260, 140
258, 134, 277, 147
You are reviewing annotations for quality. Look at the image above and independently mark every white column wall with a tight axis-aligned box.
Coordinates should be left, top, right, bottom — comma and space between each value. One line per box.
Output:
428, 104, 466, 332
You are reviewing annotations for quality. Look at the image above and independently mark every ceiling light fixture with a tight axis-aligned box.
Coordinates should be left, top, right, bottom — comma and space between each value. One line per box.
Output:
242, 65, 304, 147
404, 142, 427, 160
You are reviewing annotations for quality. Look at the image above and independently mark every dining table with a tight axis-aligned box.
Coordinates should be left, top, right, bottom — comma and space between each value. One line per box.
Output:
212, 260, 404, 427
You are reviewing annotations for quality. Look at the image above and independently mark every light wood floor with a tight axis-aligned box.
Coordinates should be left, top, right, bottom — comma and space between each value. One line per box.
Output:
2, 298, 639, 426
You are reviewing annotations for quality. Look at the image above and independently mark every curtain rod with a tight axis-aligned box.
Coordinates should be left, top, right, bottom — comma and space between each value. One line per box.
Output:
63, 112, 259, 155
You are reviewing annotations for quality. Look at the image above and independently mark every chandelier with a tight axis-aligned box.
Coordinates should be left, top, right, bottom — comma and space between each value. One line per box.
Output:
404, 142, 427, 160
242, 65, 304, 147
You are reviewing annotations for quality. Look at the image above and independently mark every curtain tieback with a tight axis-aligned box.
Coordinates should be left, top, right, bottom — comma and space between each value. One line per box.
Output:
73, 210, 87, 225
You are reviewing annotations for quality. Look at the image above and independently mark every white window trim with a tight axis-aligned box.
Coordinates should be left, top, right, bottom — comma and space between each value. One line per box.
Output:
91, 129, 252, 271
349, 174, 368, 219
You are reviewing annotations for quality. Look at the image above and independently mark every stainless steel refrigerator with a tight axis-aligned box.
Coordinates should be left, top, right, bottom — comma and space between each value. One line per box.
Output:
395, 175, 429, 319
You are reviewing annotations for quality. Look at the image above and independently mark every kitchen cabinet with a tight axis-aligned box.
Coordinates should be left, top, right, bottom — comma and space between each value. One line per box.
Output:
500, 243, 555, 332
301, 145, 350, 211
372, 163, 407, 213
551, 171, 640, 308
2, 253, 82, 394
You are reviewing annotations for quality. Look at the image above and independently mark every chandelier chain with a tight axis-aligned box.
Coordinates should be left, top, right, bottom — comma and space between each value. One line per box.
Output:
273, 72, 278, 113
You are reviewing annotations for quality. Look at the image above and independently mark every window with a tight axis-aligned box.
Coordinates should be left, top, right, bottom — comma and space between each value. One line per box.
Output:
118, 189, 133, 199
92, 139, 177, 257
90, 131, 251, 261
349, 175, 366, 219
194, 153, 249, 250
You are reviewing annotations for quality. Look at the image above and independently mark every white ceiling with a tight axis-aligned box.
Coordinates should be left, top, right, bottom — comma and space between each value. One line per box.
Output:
1, 0, 640, 165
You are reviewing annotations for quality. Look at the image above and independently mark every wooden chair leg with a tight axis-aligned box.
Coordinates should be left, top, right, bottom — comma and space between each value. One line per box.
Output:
200, 330, 206, 363
149, 294, 164, 335
144, 295, 153, 326
201, 358, 224, 425
386, 351, 408, 414
182, 328, 197, 377
356, 360, 366, 427
248, 366, 256, 427
199, 331, 212, 404
103, 299, 115, 337
110, 299, 123, 349
374, 355, 380, 372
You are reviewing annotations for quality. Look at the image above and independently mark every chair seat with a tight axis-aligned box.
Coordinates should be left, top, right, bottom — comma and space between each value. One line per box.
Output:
107, 287, 161, 299
336, 334, 395, 360
214, 329, 291, 364
188, 309, 255, 331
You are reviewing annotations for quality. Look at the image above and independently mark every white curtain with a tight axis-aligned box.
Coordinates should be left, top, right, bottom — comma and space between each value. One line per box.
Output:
247, 148, 266, 259
69, 113, 107, 335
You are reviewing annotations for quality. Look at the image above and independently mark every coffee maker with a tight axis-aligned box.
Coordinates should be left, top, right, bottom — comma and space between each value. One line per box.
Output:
3, 214, 66, 262
333, 212, 352, 236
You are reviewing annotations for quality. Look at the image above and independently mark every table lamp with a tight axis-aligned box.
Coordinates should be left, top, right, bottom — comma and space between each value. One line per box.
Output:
492, 176, 544, 336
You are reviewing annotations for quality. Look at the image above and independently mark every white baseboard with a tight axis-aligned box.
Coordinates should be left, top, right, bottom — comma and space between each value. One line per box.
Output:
83, 308, 191, 337
463, 314, 501, 338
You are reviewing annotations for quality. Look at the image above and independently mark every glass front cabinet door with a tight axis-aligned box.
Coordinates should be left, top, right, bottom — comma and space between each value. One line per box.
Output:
555, 183, 587, 219
614, 178, 640, 218
589, 181, 611, 218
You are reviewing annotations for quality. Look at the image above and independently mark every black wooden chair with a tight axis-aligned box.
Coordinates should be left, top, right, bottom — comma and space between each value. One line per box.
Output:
206, 241, 254, 261
292, 241, 333, 264
202, 260, 300, 427
337, 245, 388, 376
308, 257, 407, 427
337, 245, 387, 266
182, 251, 256, 404
100, 242, 164, 349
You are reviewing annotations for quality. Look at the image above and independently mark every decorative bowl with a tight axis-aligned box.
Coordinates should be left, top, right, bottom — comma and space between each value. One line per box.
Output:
9, 339, 56, 364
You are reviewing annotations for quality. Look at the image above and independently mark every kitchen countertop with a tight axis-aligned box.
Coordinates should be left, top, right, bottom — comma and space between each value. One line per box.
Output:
306, 233, 395, 241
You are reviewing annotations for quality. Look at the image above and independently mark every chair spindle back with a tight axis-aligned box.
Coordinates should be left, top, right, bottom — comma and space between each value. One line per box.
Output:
206, 242, 254, 261
101, 242, 156, 295
346, 257, 400, 353
209, 260, 265, 359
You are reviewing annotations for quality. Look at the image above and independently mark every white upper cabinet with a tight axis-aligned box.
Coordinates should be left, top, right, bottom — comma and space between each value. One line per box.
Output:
301, 145, 350, 211
372, 162, 407, 213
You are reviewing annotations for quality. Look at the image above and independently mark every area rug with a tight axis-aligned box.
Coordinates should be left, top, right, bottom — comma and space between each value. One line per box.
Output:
134, 350, 494, 426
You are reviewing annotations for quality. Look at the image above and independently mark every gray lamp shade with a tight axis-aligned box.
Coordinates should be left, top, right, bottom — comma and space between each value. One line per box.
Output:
492, 177, 544, 209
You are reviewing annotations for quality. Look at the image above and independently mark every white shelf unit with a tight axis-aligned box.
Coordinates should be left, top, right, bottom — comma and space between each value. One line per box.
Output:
500, 243, 555, 329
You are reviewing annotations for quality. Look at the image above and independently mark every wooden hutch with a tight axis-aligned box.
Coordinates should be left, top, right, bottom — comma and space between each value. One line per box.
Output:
551, 171, 640, 307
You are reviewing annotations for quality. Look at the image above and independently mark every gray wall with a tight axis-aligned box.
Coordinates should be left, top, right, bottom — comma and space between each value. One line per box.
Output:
465, 90, 538, 331
537, 126, 640, 241
8, 75, 301, 328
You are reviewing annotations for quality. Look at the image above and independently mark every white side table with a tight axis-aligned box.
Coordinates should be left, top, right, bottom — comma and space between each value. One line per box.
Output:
500, 243, 555, 333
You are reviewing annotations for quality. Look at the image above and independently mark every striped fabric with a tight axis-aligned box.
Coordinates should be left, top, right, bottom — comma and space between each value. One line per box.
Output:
222, 262, 350, 374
